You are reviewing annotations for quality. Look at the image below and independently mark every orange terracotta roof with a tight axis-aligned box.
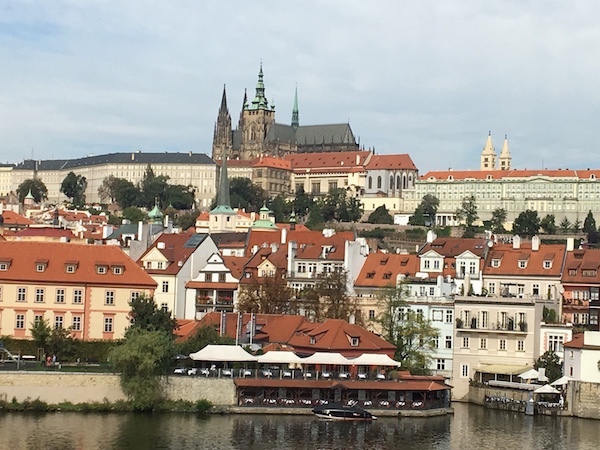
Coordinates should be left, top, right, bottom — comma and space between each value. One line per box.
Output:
0, 210, 32, 226
185, 281, 238, 290
562, 249, 600, 285
419, 238, 489, 258
138, 233, 209, 275
0, 241, 156, 287
484, 243, 566, 277
355, 253, 420, 288
285, 151, 371, 172
251, 156, 291, 170
222, 256, 246, 279
562, 333, 600, 350
421, 169, 586, 181
15, 227, 76, 238
365, 154, 417, 171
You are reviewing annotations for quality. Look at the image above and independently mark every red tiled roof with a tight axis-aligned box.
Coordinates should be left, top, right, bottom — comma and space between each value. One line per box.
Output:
0, 210, 32, 226
15, 227, 76, 238
355, 253, 420, 288
484, 243, 566, 277
420, 169, 591, 181
138, 233, 207, 275
0, 241, 156, 287
285, 151, 371, 172
365, 154, 417, 171
222, 256, 246, 280
420, 238, 489, 258
562, 249, 600, 285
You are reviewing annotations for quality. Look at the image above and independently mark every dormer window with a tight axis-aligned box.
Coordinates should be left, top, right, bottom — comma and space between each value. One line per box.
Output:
157, 262, 164, 270
380, 258, 388, 265
543, 260, 552, 269
36, 264, 46, 272
309, 336, 316, 345
113, 266, 123, 275
366, 272, 375, 279
491, 259, 500, 268
569, 269, 577, 276
382, 272, 392, 280
97, 265, 107, 274
65, 263, 77, 273
0, 259, 11, 271
350, 337, 360, 347
518, 260, 527, 269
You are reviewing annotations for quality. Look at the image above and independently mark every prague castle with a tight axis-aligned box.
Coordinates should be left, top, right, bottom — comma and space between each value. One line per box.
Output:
212, 64, 359, 161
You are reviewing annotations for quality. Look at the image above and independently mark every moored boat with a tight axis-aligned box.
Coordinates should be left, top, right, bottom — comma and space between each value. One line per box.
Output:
312, 403, 377, 421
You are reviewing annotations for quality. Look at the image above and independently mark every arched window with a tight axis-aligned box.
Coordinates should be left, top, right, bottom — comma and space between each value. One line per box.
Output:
409, 174, 413, 187
377, 176, 382, 189
390, 176, 394, 190
396, 175, 401, 190
403, 174, 408, 189
368, 177, 372, 189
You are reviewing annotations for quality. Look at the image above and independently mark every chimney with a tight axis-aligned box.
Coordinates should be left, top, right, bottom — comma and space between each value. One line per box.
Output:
567, 237, 574, 252
356, 154, 360, 165
426, 230, 437, 243
531, 236, 540, 252
512, 235, 521, 249
281, 227, 287, 244
270, 243, 278, 252
131, 153, 135, 161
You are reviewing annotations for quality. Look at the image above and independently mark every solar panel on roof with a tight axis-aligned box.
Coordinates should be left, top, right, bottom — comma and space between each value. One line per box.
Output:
183, 234, 205, 248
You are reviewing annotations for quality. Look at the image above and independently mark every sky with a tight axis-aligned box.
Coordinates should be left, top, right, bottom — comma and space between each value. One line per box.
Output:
2, 1, 600, 174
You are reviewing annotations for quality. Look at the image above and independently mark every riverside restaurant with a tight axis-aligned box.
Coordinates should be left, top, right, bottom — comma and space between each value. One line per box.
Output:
185, 346, 451, 411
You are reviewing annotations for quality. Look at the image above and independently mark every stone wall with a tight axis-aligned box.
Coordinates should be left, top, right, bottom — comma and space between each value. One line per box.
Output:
570, 381, 600, 419
0, 372, 237, 406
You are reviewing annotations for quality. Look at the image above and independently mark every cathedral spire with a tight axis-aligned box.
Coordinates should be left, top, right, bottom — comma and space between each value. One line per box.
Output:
219, 84, 228, 111
249, 62, 269, 110
499, 134, 512, 170
291, 85, 299, 130
480, 131, 497, 170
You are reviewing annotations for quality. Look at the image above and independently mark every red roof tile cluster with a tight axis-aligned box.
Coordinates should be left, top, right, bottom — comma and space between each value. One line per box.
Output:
365, 154, 417, 171
355, 253, 420, 288
0, 210, 32, 226
15, 227, 77, 238
484, 243, 566, 277
0, 241, 156, 287
562, 249, 600, 285
420, 238, 489, 258
285, 151, 371, 173
138, 233, 208, 275
420, 169, 600, 181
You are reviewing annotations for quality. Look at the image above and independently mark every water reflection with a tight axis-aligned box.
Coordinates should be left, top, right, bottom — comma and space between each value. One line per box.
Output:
0, 404, 599, 450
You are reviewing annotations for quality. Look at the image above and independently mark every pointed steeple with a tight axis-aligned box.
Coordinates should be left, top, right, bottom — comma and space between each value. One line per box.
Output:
480, 131, 497, 170
212, 84, 232, 160
211, 146, 235, 215
219, 84, 228, 111
291, 85, 299, 130
248, 62, 269, 110
499, 134, 512, 170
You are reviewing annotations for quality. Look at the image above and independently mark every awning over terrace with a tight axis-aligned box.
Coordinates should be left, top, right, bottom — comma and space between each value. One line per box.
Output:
189, 344, 257, 362
348, 353, 401, 367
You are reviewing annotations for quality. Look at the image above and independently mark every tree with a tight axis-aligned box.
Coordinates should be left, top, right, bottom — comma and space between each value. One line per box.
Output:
176, 210, 200, 231
583, 211, 597, 234
490, 208, 507, 233
367, 206, 394, 224
559, 217, 572, 234
165, 184, 195, 210
455, 195, 479, 237
30, 318, 52, 355
305, 201, 324, 230
572, 219, 582, 233
60, 171, 88, 206
540, 214, 557, 235
127, 295, 178, 338
98, 175, 118, 203
237, 274, 296, 315
512, 210, 540, 237
373, 284, 439, 374
109, 328, 174, 410
17, 179, 48, 203
534, 350, 563, 383
269, 194, 291, 223
139, 165, 169, 209
409, 194, 438, 227
216, 177, 266, 212
292, 186, 313, 219
47, 326, 76, 360
303, 269, 359, 322
113, 178, 141, 208
122, 206, 146, 223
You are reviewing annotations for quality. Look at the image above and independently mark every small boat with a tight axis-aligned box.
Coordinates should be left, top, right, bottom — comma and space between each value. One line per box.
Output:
312, 403, 377, 421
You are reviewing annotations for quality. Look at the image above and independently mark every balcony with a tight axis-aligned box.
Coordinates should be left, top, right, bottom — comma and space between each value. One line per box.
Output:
456, 319, 528, 334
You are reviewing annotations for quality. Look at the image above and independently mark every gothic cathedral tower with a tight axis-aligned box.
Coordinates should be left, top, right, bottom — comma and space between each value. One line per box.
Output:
239, 63, 275, 160
480, 132, 497, 170
212, 85, 232, 160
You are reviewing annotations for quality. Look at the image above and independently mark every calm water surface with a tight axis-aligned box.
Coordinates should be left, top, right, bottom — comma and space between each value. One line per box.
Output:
0, 403, 599, 450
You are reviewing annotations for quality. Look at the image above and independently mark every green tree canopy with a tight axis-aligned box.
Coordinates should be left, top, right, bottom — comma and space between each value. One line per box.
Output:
367, 205, 394, 224
534, 350, 563, 383
139, 165, 169, 209
269, 194, 291, 223
122, 206, 146, 223
559, 217, 572, 233
237, 274, 296, 315
165, 184, 195, 210
300, 269, 359, 322
409, 194, 439, 227
321, 188, 363, 223
17, 178, 48, 203
60, 171, 88, 206
373, 284, 439, 374
292, 185, 313, 219
176, 325, 235, 357
540, 214, 557, 235
127, 295, 178, 338
490, 208, 507, 233
109, 328, 175, 409
176, 210, 200, 231
456, 195, 479, 237
513, 210, 540, 237
583, 211, 597, 234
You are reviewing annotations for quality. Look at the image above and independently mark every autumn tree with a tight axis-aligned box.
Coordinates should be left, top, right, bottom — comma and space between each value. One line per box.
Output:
17, 179, 48, 203
237, 274, 296, 315
373, 284, 439, 374
300, 269, 359, 322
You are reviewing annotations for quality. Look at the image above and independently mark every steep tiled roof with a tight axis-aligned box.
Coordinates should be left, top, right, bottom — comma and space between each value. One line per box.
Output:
366, 154, 417, 171
562, 249, 600, 285
0, 210, 32, 226
355, 253, 420, 288
245, 229, 351, 258
294, 233, 354, 261
15, 228, 76, 238
138, 233, 209, 275
285, 151, 371, 172
222, 256, 246, 279
484, 243, 566, 277
0, 241, 156, 287
419, 238, 489, 258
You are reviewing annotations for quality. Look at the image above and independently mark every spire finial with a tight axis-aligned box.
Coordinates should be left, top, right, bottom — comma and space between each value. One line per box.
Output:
291, 84, 299, 130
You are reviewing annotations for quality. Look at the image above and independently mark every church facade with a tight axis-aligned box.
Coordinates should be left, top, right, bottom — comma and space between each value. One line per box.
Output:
212, 64, 359, 161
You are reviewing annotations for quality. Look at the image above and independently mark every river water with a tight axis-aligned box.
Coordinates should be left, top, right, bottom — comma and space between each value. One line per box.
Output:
0, 403, 598, 450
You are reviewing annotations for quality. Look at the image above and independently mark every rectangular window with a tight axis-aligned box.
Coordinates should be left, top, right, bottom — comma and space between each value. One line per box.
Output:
97, 266, 107, 274
36, 264, 45, 272
480, 338, 487, 349
548, 335, 564, 353
445, 310, 453, 323
66, 265, 76, 273
499, 339, 506, 351
72, 316, 82, 331
55, 289, 65, 303
488, 283, 496, 295
35, 288, 45, 303
462, 337, 469, 348
518, 260, 527, 269
204, 273, 212, 282
162, 281, 169, 293
368, 310, 375, 320
73, 289, 83, 304
0, 263, 7, 271
113, 266, 122, 275
433, 336, 439, 348
105, 291, 115, 305
54, 316, 64, 329
424, 260, 430, 269
432, 310, 443, 321
461, 364, 469, 378
219, 273, 226, 283
437, 359, 445, 370
517, 340, 525, 352
130, 292, 140, 303
157, 262, 163, 270
481, 311, 488, 328
34, 315, 43, 325
311, 182, 320, 194
445, 336, 452, 349
15, 314, 25, 329
104, 317, 113, 333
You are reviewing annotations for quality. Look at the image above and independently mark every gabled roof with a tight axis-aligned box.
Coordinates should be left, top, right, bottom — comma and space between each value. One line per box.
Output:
0, 241, 156, 287
15, 227, 76, 238
419, 238, 489, 258
285, 151, 371, 173
138, 233, 208, 275
222, 256, 246, 279
483, 243, 566, 277
355, 253, 420, 288
0, 210, 33, 226
365, 154, 417, 171
562, 249, 600, 284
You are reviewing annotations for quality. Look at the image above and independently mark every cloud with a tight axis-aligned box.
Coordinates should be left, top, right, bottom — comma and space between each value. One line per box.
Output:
2, 1, 600, 173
